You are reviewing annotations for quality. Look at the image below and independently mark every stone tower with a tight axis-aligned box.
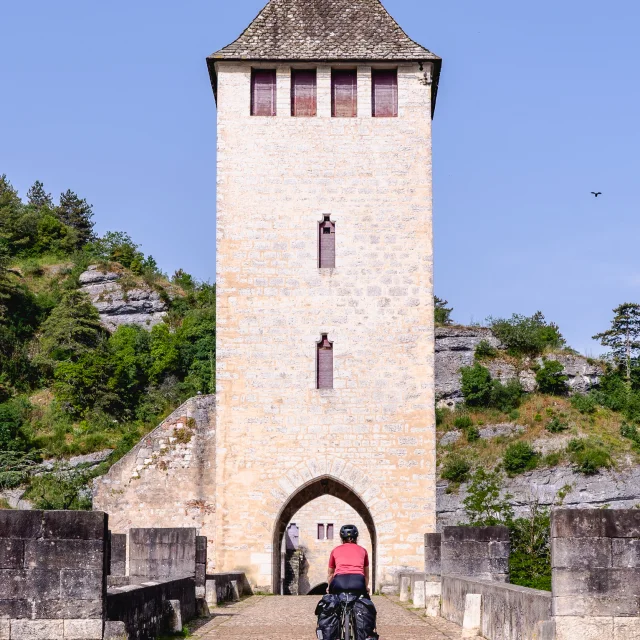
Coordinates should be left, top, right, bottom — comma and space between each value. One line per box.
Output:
207, 0, 441, 592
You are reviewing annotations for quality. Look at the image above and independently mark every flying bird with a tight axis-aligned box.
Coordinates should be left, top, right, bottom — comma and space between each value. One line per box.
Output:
591, 191, 602, 197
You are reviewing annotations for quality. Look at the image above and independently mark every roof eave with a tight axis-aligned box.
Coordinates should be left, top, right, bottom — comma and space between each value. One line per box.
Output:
206, 55, 442, 117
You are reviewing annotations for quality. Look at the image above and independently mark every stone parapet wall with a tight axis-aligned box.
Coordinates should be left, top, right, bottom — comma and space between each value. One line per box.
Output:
106, 577, 196, 640
0, 510, 108, 640
552, 508, 640, 640
441, 575, 552, 639
129, 528, 196, 581
441, 526, 510, 582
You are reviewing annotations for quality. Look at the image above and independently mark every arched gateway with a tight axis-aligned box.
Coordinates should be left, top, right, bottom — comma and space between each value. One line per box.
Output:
273, 475, 377, 593
209, 0, 440, 591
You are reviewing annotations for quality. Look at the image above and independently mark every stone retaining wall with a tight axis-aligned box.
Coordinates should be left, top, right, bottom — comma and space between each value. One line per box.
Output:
441, 575, 552, 640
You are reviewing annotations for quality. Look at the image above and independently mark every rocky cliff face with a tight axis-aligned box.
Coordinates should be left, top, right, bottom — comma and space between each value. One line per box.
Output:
435, 326, 602, 407
79, 265, 167, 332
437, 464, 640, 530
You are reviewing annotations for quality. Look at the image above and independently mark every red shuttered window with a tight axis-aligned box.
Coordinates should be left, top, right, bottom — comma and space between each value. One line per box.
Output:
372, 69, 398, 117
332, 69, 357, 118
326, 524, 334, 540
317, 524, 325, 540
317, 334, 333, 389
291, 69, 317, 117
319, 215, 335, 268
251, 69, 276, 116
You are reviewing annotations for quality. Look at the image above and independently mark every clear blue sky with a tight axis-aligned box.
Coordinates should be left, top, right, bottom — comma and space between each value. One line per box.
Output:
1, 0, 638, 354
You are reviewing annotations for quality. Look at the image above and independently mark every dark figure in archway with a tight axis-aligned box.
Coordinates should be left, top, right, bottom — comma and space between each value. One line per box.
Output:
307, 582, 329, 596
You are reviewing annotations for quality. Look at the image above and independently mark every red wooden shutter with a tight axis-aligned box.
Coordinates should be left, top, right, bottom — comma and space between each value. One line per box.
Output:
251, 70, 276, 116
317, 524, 325, 540
317, 335, 333, 389
332, 70, 357, 118
319, 216, 335, 268
326, 524, 334, 540
291, 69, 317, 117
372, 69, 398, 117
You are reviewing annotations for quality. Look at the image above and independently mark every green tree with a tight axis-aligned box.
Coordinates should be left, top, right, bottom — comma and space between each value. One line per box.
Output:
535, 359, 568, 395
462, 468, 514, 526
37, 291, 105, 365
57, 190, 95, 248
107, 325, 151, 411
489, 312, 565, 357
593, 303, 640, 383
26, 180, 53, 210
460, 363, 493, 407
434, 296, 453, 325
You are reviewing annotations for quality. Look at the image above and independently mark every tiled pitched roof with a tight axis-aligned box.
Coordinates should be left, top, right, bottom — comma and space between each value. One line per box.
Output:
209, 0, 439, 61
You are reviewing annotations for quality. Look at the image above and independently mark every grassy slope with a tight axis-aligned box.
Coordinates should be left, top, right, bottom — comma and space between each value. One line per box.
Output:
437, 392, 635, 476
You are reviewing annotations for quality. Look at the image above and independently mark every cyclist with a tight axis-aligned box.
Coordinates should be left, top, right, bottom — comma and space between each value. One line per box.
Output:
326, 524, 369, 596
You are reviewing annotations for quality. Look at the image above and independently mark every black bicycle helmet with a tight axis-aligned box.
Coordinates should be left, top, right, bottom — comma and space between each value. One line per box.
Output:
340, 524, 359, 542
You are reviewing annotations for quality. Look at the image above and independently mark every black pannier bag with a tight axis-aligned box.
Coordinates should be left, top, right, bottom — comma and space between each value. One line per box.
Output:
354, 596, 378, 640
316, 594, 340, 640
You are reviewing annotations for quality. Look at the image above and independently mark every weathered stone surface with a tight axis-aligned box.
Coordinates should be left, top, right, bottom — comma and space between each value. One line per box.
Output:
60, 569, 104, 600
0, 511, 42, 539
9, 619, 64, 640
424, 533, 441, 577
79, 265, 167, 332
62, 618, 103, 640
0, 540, 24, 569
551, 536, 612, 569
441, 526, 510, 582
555, 616, 614, 640
0, 620, 8, 640
43, 510, 107, 540
109, 533, 126, 577
24, 539, 104, 570
103, 621, 127, 640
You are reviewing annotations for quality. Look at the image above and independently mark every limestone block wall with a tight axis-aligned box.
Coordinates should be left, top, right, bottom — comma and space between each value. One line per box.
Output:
441, 526, 510, 582
93, 396, 216, 571
0, 510, 108, 640
215, 60, 436, 590
285, 494, 373, 593
552, 508, 640, 639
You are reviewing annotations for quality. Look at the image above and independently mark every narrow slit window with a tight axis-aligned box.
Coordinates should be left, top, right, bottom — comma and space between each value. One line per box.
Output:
317, 524, 325, 540
251, 69, 276, 116
326, 524, 334, 540
319, 215, 335, 268
332, 69, 357, 118
317, 334, 333, 389
291, 69, 317, 117
372, 69, 398, 117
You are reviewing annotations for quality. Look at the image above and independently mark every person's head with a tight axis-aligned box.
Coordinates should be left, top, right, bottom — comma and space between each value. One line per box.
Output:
340, 524, 359, 544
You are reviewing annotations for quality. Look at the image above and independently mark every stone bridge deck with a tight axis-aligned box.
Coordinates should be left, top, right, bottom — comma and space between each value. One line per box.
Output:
193, 595, 461, 639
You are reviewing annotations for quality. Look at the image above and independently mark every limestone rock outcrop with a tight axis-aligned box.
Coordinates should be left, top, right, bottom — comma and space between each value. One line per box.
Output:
437, 464, 640, 529
435, 326, 602, 407
79, 265, 167, 332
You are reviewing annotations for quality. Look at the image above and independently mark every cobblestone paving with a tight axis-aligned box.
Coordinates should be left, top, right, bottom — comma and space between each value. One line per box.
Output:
192, 595, 461, 640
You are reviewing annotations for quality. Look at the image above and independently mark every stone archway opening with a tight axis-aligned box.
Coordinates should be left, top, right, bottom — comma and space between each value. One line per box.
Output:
272, 475, 377, 594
